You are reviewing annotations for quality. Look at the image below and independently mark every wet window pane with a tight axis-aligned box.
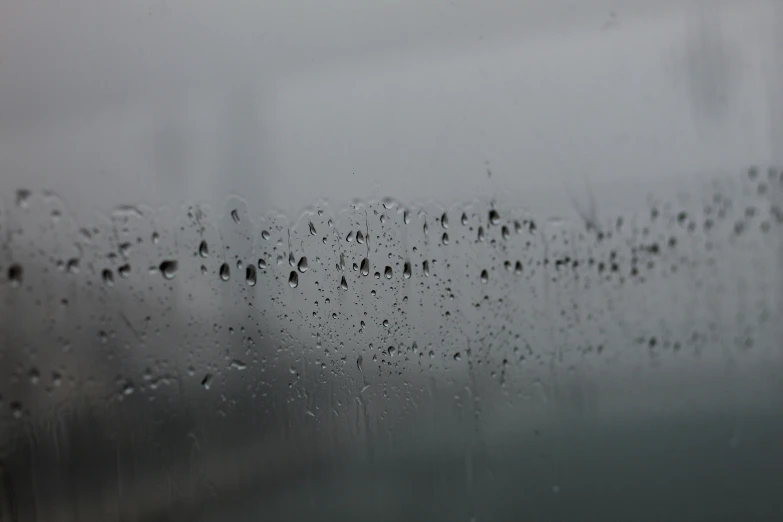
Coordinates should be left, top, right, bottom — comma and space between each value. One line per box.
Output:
2, 2, 783, 521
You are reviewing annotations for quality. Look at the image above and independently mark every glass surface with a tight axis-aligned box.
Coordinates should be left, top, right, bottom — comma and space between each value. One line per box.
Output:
1, 1, 782, 521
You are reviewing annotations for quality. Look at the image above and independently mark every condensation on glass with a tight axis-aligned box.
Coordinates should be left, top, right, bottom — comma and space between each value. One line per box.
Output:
1, 166, 783, 521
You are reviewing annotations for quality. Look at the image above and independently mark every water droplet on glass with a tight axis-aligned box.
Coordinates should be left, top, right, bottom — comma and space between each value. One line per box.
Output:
504, 260, 512, 271
423, 222, 429, 235
461, 212, 468, 225
246, 265, 257, 286
258, 258, 267, 269
356, 355, 363, 371
309, 222, 317, 235
52, 372, 62, 388
404, 210, 411, 224
159, 260, 178, 280
442, 232, 449, 245
384, 266, 393, 279
11, 402, 23, 419
374, 271, 380, 279
16, 189, 30, 209
220, 263, 231, 281
453, 352, 461, 361
371, 289, 376, 296
441, 212, 449, 229
514, 220, 522, 234
236, 259, 243, 270
423, 260, 430, 277
66, 259, 79, 274
489, 209, 500, 225
340, 276, 348, 290
29, 368, 40, 385
201, 374, 212, 390
501, 225, 510, 240
514, 261, 523, 275
383, 319, 390, 327
346, 231, 354, 242
231, 209, 240, 223
198, 240, 209, 258
289, 271, 299, 288
102, 269, 114, 286
298, 257, 309, 273
480, 269, 489, 284
403, 262, 412, 279
288, 252, 296, 267
357, 231, 365, 244
117, 264, 130, 278
380, 214, 387, 224
477, 227, 485, 242
387, 346, 395, 357
152, 232, 160, 244
7, 264, 23, 287
360, 258, 370, 276
261, 230, 271, 240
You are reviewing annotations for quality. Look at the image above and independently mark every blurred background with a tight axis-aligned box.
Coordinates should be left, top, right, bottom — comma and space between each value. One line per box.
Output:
1, 0, 782, 520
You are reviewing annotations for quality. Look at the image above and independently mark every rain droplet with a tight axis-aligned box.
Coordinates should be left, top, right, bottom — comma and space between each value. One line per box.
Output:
102, 269, 114, 286
387, 346, 395, 357
361, 258, 370, 276
11, 402, 23, 419
441, 212, 449, 229
504, 260, 512, 271
340, 276, 348, 290
220, 263, 231, 281
357, 231, 365, 244
29, 367, 40, 385
118, 264, 131, 278
489, 209, 500, 225
371, 289, 376, 296
383, 319, 390, 327
309, 222, 317, 235
356, 355, 363, 371
159, 260, 178, 280
442, 232, 449, 245
453, 352, 461, 361
461, 213, 468, 225
480, 269, 489, 284
16, 189, 30, 209
261, 230, 271, 240
403, 262, 412, 279
423, 222, 429, 235
514, 261, 523, 275
66, 259, 80, 274
501, 225, 510, 240
380, 214, 387, 224
346, 231, 355, 242
198, 240, 209, 258
353, 262, 358, 271
7, 264, 23, 287
423, 260, 430, 277
404, 210, 411, 224
374, 272, 380, 279
246, 265, 257, 286
201, 374, 212, 390
231, 209, 240, 223
288, 252, 296, 267
384, 266, 393, 279
258, 258, 267, 269
52, 372, 62, 388
514, 221, 522, 234
289, 271, 299, 288
236, 259, 243, 270
152, 232, 160, 244
477, 227, 485, 242
298, 257, 309, 273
